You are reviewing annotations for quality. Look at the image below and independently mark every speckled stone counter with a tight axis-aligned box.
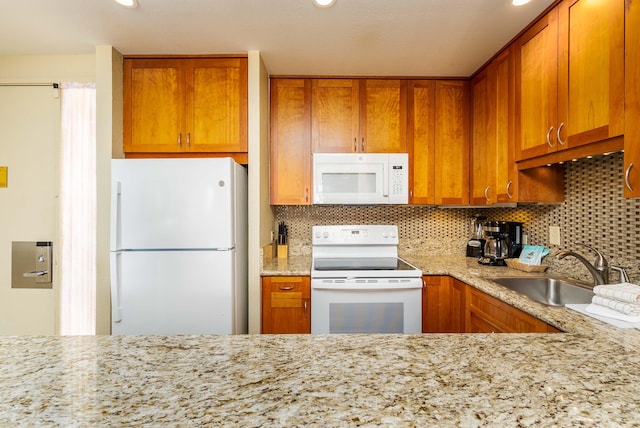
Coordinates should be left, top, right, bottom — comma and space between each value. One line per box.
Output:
3, 256, 640, 425
2, 333, 640, 426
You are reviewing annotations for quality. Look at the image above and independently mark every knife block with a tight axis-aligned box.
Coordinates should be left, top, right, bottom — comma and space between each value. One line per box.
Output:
277, 244, 288, 259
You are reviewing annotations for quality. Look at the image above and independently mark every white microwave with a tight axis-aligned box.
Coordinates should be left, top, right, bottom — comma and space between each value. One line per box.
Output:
312, 153, 409, 205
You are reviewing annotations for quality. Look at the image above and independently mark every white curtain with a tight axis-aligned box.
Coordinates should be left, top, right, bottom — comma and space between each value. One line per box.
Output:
59, 82, 96, 335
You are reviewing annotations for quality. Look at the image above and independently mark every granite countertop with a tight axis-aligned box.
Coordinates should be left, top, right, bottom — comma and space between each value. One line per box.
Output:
2, 257, 640, 425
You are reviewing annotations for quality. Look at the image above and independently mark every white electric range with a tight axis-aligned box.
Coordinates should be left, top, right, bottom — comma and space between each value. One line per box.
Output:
310, 225, 423, 334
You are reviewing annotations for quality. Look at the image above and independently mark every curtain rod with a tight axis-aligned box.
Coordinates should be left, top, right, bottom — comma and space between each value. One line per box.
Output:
0, 83, 59, 88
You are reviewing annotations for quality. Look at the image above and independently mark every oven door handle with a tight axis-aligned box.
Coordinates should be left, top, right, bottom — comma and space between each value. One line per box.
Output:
311, 281, 422, 290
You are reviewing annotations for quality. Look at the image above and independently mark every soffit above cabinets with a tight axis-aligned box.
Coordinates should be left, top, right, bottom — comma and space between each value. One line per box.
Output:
0, 0, 554, 77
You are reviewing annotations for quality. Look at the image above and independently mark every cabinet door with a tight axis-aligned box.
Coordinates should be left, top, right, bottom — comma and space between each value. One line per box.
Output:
626, 0, 640, 198
311, 79, 359, 153
493, 48, 518, 203
185, 58, 248, 153
434, 80, 470, 205
359, 80, 407, 153
557, 0, 624, 147
261, 276, 311, 334
515, 9, 559, 160
124, 59, 185, 153
270, 79, 312, 205
470, 69, 496, 205
407, 80, 435, 205
422, 276, 465, 333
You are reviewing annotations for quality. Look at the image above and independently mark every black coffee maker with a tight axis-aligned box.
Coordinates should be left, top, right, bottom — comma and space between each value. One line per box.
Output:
505, 221, 524, 258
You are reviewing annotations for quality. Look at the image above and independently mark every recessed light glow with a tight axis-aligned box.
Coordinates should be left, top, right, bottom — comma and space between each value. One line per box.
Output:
115, 0, 138, 8
313, 0, 336, 8
512, 0, 531, 5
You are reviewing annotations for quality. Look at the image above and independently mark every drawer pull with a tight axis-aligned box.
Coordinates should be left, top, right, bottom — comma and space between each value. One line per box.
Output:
278, 285, 294, 291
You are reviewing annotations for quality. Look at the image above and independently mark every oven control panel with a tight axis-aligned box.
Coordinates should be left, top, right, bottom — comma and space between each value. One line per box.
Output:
312, 225, 398, 245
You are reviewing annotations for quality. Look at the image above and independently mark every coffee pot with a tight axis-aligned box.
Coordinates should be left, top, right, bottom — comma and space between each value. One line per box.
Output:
466, 214, 486, 257
479, 221, 510, 266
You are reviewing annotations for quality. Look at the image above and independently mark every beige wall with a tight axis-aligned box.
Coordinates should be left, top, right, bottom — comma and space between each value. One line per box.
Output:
247, 51, 274, 334
0, 54, 95, 335
95, 46, 123, 334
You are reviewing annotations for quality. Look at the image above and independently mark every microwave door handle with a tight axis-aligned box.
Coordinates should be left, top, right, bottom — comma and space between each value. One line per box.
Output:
382, 165, 389, 197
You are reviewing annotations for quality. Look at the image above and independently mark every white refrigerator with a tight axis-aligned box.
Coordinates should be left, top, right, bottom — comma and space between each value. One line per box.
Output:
110, 158, 247, 335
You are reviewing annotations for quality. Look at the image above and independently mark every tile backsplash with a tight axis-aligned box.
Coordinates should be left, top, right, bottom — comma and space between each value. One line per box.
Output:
275, 152, 640, 283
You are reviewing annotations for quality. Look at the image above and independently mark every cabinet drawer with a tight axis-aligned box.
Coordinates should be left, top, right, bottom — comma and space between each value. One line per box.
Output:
262, 276, 310, 298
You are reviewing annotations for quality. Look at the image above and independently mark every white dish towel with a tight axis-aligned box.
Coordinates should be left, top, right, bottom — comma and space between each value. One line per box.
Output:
593, 282, 640, 303
591, 295, 640, 316
585, 303, 640, 323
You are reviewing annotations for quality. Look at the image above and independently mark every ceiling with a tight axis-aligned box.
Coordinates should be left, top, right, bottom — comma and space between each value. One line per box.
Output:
0, 0, 555, 77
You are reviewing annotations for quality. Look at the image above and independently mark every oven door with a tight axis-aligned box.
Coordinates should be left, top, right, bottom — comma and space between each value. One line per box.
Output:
310, 277, 422, 334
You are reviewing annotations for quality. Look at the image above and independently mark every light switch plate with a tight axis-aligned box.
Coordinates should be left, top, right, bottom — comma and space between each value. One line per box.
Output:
549, 226, 561, 245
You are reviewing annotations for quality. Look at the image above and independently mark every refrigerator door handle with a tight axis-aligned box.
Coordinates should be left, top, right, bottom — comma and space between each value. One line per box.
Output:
110, 181, 122, 251
110, 252, 122, 323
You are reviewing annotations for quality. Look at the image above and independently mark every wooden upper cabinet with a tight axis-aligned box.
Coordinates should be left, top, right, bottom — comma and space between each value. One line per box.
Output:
359, 79, 407, 153
515, 0, 624, 161
558, 0, 624, 147
471, 48, 518, 205
434, 80, 470, 205
470, 68, 496, 205
408, 80, 436, 204
493, 48, 518, 204
270, 79, 312, 205
312, 79, 407, 153
515, 10, 559, 160
123, 57, 247, 155
186, 58, 248, 153
625, 0, 640, 198
311, 79, 359, 153
124, 59, 185, 153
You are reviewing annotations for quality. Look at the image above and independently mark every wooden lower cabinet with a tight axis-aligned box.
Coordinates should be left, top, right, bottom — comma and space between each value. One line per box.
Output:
261, 276, 311, 334
465, 285, 561, 333
422, 276, 465, 333
422, 276, 561, 333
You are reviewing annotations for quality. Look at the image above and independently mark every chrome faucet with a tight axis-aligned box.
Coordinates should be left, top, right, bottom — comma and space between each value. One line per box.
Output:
556, 246, 608, 286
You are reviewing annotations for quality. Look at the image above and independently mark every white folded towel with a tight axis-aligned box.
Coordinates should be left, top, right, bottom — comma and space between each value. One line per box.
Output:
593, 282, 640, 304
592, 295, 640, 316
585, 303, 640, 323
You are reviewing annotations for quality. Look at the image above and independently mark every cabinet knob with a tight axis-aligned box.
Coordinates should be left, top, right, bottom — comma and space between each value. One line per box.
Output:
625, 163, 635, 192
546, 126, 554, 148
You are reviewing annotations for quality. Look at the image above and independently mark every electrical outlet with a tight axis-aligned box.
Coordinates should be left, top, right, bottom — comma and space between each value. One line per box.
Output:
549, 226, 561, 245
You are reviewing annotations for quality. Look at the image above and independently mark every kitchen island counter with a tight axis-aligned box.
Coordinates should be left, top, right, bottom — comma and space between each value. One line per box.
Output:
2, 332, 640, 426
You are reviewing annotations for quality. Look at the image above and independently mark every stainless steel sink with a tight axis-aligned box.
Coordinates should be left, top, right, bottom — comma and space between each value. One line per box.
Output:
489, 277, 594, 306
